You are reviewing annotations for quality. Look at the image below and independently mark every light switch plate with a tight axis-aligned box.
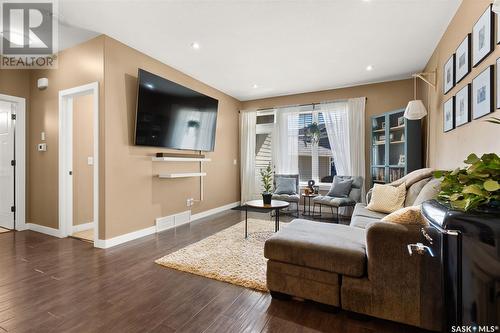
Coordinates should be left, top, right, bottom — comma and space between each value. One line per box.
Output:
87, 157, 94, 165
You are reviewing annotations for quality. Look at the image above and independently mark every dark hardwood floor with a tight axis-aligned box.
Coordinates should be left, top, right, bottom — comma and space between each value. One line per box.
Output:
0, 210, 430, 333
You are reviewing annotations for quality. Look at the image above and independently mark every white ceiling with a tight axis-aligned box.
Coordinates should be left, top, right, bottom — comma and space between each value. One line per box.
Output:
57, 0, 462, 101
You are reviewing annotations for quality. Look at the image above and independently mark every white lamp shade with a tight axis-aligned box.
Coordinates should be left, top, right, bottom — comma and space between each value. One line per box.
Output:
404, 100, 427, 120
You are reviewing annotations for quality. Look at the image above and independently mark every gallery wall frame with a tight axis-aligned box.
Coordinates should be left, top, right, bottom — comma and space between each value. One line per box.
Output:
455, 34, 471, 84
472, 4, 494, 68
454, 84, 471, 127
444, 96, 455, 132
472, 65, 494, 120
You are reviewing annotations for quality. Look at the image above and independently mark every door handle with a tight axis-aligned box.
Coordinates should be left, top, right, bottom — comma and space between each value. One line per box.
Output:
407, 243, 434, 257
69, 171, 72, 176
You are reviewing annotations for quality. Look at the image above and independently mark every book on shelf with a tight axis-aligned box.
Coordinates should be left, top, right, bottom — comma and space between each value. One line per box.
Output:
389, 168, 404, 182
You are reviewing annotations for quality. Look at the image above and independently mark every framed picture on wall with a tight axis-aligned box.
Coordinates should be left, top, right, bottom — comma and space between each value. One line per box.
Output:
443, 54, 455, 94
497, 58, 500, 109
472, 65, 494, 119
455, 34, 471, 84
472, 5, 494, 67
455, 84, 471, 127
443, 97, 455, 132
497, 11, 500, 44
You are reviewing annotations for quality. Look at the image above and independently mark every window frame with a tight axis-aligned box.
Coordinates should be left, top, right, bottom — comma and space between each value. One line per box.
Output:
256, 106, 333, 189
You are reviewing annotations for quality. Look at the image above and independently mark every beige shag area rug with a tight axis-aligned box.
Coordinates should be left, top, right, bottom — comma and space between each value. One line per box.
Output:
155, 219, 283, 292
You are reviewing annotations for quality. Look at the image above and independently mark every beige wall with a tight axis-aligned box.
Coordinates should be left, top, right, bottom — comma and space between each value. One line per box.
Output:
73, 94, 94, 226
241, 79, 415, 189
0, 70, 30, 99
28, 36, 105, 234
102, 37, 241, 239
3, 35, 240, 240
420, 0, 500, 169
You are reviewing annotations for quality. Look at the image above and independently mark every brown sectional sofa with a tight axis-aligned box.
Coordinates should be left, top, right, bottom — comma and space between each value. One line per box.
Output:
264, 170, 442, 331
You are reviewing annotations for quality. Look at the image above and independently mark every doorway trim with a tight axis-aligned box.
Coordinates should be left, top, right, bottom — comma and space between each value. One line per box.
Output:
0, 94, 26, 231
58, 82, 99, 246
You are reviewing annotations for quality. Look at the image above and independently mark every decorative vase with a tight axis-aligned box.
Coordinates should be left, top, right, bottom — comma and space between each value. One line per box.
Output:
262, 193, 272, 205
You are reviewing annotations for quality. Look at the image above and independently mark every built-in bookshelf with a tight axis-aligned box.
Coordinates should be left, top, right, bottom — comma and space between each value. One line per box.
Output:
370, 109, 422, 186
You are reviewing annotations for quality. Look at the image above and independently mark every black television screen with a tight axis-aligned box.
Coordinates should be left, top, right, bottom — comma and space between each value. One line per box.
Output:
134, 69, 219, 151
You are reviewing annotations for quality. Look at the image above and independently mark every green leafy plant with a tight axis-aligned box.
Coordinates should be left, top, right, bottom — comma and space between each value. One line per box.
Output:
303, 122, 321, 146
434, 153, 500, 212
260, 163, 273, 194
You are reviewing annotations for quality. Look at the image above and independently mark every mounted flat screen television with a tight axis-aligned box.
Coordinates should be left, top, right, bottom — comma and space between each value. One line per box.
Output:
134, 69, 219, 151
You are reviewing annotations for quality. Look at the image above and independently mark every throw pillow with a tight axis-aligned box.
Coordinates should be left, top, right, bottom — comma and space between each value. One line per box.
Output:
326, 177, 353, 197
413, 178, 442, 206
275, 177, 296, 195
382, 205, 427, 226
367, 183, 406, 213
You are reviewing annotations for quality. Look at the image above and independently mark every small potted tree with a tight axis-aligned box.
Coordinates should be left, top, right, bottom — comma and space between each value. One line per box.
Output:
260, 163, 273, 205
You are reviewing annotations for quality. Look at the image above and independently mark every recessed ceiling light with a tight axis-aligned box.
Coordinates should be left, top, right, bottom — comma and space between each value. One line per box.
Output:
366, 65, 374, 71
252, 84, 259, 89
191, 42, 200, 50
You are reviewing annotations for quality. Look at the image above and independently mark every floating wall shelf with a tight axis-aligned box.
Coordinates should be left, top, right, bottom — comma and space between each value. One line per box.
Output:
158, 172, 207, 179
152, 157, 211, 162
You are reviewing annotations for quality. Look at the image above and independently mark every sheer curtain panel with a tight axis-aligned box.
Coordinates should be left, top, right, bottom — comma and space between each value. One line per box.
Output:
240, 110, 257, 204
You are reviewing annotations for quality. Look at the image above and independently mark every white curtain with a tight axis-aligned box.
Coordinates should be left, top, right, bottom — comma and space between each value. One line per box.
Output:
322, 101, 350, 175
273, 106, 299, 174
322, 97, 366, 197
240, 110, 257, 204
347, 97, 366, 196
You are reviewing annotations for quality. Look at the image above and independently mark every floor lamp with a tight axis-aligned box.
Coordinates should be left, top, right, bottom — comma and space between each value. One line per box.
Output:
404, 70, 436, 167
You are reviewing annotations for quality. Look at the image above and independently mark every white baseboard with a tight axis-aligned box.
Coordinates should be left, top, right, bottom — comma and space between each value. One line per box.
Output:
190, 201, 240, 222
27, 223, 64, 238
25, 201, 240, 249
72, 222, 94, 233
93, 226, 156, 249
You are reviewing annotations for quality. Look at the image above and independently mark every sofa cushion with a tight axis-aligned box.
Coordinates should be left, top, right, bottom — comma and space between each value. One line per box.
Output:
367, 183, 406, 214
264, 219, 366, 277
350, 215, 381, 229
390, 168, 434, 188
352, 203, 387, 220
275, 177, 297, 195
405, 178, 430, 207
272, 193, 300, 202
326, 176, 353, 197
382, 206, 427, 226
312, 196, 356, 207
413, 178, 441, 206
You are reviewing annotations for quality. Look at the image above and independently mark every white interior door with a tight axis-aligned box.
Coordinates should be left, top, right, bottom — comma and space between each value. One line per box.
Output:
0, 100, 14, 229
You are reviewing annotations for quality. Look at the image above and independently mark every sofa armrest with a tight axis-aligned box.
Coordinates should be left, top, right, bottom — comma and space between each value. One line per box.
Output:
365, 222, 422, 281
365, 188, 373, 204
364, 221, 443, 331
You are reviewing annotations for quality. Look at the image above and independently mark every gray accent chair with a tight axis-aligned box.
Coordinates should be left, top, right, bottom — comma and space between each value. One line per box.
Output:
272, 174, 300, 217
312, 176, 364, 221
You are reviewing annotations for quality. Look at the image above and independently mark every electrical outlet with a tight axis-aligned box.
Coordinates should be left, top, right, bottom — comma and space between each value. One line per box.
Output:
186, 198, 194, 207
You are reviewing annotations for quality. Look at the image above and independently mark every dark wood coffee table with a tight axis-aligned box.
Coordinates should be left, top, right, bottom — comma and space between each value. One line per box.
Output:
244, 200, 290, 238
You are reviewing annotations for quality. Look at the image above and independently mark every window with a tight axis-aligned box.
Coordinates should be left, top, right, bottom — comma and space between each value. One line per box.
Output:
255, 107, 335, 187
297, 108, 335, 184
255, 112, 274, 192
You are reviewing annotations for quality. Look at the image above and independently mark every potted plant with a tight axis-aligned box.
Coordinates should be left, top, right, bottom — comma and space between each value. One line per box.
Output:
260, 163, 273, 205
303, 122, 321, 146
434, 153, 500, 212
